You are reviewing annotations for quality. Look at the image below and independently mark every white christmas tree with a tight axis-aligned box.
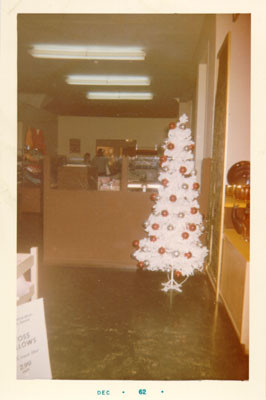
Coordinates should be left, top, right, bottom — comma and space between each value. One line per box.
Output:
132, 114, 208, 292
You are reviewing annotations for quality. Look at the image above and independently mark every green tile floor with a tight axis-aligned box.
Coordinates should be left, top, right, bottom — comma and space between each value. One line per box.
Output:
39, 266, 248, 380
18, 214, 248, 380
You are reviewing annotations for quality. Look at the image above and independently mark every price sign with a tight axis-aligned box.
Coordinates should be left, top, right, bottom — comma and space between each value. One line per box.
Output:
17, 298, 52, 379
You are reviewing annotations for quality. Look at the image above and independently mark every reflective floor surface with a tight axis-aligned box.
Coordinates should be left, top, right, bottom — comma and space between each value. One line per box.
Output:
39, 266, 248, 380
18, 213, 248, 381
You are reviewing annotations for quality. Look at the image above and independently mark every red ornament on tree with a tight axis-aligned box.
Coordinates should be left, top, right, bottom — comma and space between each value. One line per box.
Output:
179, 166, 187, 174
189, 144, 195, 151
169, 122, 176, 129
152, 223, 159, 230
161, 210, 169, 217
132, 240, 139, 248
161, 178, 169, 187
169, 194, 177, 202
182, 232, 189, 239
158, 247, 166, 254
137, 261, 145, 269
150, 235, 157, 242
175, 270, 182, 278
167, 143, 175, 150
185, 252, 192, 259
189, 223, 196, 232
150, 193, 157, 201
191, 207, 198, 214
160, 155, 168, 163
193, 182, 200, 190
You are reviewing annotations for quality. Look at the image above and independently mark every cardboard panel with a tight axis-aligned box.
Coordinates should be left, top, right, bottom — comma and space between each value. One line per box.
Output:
43, 156, 153, 267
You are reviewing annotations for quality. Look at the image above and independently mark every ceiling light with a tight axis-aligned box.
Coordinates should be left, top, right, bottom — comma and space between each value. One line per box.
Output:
66, 75, 151, 86
87, 92, 153, 100
29, 44, 145, 60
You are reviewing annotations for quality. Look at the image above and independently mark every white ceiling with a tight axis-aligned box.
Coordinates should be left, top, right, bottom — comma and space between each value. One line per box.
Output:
18, 14, 206, 118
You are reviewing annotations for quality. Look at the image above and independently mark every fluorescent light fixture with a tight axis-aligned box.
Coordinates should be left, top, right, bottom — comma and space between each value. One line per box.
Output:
29, 44, 145, 60
87, 92, 153, 100
66, 74, 150, 86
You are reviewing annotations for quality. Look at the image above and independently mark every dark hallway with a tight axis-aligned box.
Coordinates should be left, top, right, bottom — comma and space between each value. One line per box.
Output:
17, 214, 248, 381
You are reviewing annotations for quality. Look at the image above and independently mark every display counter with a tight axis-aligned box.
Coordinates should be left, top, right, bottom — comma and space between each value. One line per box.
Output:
43, 157, 157, 267
42, 155, 206, 267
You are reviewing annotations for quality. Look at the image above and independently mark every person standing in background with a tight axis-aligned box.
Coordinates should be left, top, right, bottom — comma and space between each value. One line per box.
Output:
83, 153, 91, 166
92, 149, 110, 176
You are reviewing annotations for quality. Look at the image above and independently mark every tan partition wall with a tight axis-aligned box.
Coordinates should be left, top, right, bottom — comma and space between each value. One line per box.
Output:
43, 158, 152, 267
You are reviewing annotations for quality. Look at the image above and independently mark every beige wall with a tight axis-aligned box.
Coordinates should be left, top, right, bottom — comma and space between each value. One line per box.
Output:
58, 116, 175, 157
216, 14, 251, 174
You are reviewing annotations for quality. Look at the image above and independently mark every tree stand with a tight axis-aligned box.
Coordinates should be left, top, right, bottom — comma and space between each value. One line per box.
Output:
161, 267, 189, 292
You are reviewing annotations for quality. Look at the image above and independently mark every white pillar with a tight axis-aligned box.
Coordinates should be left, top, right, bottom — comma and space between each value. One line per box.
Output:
194, 63, 207, 183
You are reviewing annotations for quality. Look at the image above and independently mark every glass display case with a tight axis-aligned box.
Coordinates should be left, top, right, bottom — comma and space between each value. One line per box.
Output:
127, 155, 161, 192
49, 154, 162, 192
51, 155, 123, 191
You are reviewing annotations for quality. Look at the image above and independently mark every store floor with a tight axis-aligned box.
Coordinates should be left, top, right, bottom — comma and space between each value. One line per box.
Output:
18, 213, 249, 381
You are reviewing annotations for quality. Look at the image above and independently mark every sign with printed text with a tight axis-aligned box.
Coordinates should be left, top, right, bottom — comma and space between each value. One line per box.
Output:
16, 298, 52, 379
